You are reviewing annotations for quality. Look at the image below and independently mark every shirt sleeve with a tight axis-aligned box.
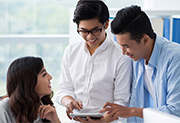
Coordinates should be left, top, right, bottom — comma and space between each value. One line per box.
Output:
0, 112, 11, 123
113, 55, 132, 106
54, 47, 75, 105
0, 99, 14, 123
157, 56, 180, 117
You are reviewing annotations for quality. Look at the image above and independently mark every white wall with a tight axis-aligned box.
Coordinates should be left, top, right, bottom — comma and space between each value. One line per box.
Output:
143, 0, 180, 10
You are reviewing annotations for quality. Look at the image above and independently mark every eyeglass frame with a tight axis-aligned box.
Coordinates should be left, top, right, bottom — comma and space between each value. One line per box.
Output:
77, 23, 105, 37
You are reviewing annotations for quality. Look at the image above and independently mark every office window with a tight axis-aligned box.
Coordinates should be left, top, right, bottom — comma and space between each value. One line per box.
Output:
0, 41, 69, 93
0, 0, 75, 34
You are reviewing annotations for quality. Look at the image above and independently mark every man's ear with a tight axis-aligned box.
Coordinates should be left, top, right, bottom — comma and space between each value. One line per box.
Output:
104, 19, 109, 29
143, 34, 150, 45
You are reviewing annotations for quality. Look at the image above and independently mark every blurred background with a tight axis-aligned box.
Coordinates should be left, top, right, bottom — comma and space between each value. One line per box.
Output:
0, 0, 180, 122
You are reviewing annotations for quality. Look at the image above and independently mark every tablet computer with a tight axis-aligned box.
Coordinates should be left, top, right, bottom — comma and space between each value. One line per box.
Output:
70, 113, 103, 120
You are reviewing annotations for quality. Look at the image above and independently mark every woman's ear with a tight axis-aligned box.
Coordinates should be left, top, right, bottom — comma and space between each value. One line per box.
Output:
104, 19, 109, 29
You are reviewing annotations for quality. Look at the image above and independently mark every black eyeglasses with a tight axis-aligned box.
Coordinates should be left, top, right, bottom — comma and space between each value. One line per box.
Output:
77, 24, 105, 37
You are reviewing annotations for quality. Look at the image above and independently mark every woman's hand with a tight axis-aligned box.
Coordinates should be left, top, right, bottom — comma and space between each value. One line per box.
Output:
38, 104, 61, 123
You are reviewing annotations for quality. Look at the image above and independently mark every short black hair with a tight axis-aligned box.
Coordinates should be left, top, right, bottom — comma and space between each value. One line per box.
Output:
111, 5, 155, 43
73, 0, 109, 26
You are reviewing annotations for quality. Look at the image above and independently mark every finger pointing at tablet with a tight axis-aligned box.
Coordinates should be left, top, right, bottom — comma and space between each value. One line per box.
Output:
66, 100, 83, 119
61, 96, 83, 120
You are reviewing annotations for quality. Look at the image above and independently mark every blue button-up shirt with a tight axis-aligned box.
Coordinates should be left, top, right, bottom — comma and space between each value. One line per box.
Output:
127, 35, 180, 123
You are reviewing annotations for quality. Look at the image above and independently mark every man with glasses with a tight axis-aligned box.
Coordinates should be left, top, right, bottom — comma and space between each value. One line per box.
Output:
55, 0, 132, 122
77, 23, 105, 38
99, 5, 180, 123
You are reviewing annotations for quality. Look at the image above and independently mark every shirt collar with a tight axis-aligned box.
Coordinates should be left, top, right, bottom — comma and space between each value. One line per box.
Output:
148, 34, 162, 68
84, 33, 109, 54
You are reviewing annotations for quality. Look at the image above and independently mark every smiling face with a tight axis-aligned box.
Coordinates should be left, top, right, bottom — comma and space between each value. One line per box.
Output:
115, 33, 148, 61
78, 18, 108, 52
34, 66, 52, 99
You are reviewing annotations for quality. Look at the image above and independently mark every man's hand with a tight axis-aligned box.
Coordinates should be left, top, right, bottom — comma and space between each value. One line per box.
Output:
103, 111, 118, 122
65, 100, 83, 119
74, 116, 105, 123
99, 102, 143, 119
61, 96, 83, 119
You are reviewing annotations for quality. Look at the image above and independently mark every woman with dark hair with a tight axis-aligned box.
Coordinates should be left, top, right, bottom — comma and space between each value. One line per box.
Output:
0, 56, 61, 123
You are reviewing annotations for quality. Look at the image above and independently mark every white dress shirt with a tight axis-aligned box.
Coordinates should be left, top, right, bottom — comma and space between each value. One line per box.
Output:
55, 34, 132, 113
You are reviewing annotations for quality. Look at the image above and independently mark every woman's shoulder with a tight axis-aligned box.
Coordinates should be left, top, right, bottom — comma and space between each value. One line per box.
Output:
0, 97, 9, 107
0, 97, 11, 114
0, 97, 16, 122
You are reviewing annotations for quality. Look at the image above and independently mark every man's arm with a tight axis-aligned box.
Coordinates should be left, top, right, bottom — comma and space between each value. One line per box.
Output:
54, 47, 75, 105
158, 56, 180, 116
61, 96, 83, 111
54, 47, 83, 120
113, 55, 132, 106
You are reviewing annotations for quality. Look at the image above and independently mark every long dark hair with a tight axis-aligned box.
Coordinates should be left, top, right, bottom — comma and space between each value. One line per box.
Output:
6, 56, 53, 122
